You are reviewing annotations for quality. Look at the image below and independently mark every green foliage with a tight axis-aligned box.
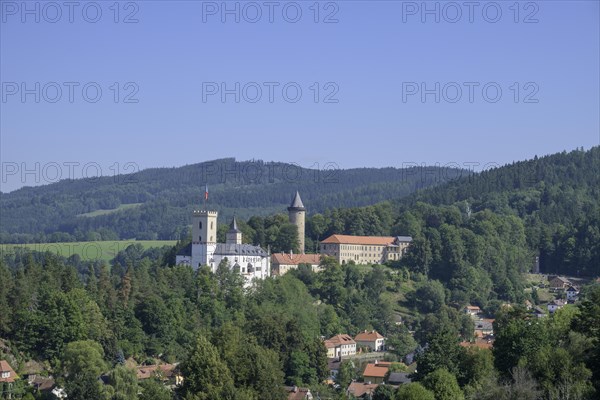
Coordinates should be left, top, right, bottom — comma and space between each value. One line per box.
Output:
395, 382, 435, 400
139, 378, 172, 400
180, 335, 235, 400
61, 340, 109, 400
413, 327, 466, 381
1, 159, 455, 243
421, 369, 464, 400
106, 366, 139, 400
337, 360, 355, 389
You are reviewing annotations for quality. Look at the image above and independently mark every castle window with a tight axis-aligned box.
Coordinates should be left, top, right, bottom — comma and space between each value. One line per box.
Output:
211, 222, 213, 229
199, 221, 202, 229
199, 236, 202, 242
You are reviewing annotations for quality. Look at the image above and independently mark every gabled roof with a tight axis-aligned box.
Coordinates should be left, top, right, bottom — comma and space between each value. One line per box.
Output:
566, 286, 579, 292
215, 243, 268, 257
321, 235, 396, 245
355, 330, 384, 342
285, 386, 312, 400
0, 360, 17, 383
271, 253, 321, 266
347, 382, 379, 397
363, 362, 391, 378
324, 334, 356, 348
475, 320, 494, 331
136, 364, 177, 380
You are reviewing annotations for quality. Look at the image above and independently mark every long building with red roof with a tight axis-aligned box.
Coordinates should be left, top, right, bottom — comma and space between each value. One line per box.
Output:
320, 234, 412, 264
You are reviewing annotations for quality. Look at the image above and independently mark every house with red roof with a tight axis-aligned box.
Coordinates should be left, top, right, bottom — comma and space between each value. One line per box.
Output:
324, 334, 356, 359
354, 330, 386, 352
362, 361, 392, 384
0, 360, 18, 399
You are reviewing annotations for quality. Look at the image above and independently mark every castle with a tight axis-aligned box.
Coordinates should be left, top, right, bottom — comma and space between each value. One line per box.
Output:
175, 190, 412, 280
174, 191, 308, 285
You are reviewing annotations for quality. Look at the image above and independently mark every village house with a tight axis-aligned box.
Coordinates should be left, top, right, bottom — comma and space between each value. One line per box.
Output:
324, 334, 356, 359
326, 359, 342, 385
362, 361, 392, 384
549, 276, 571, 291
271, 252, 321, 276
566, 286, 579, 302
27, 374, 56, 394
347, 381, 379, 398
474, 319, 494, 338
354, 330, 386, 352
285, 385, 313, 400
136, 363, 183, 387
464, 305, 482, 317
533, 306, 546, 318
547, 299, 566, 313
0, 360, 18, 399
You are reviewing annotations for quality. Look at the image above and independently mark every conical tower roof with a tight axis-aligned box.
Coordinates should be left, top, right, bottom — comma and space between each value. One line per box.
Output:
229, 216, 241, 233
288, 191, 306, 211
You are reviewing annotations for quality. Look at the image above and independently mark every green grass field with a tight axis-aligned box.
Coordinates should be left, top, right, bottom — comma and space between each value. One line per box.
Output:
0, 240, 177, 262
76, 203, 143, 218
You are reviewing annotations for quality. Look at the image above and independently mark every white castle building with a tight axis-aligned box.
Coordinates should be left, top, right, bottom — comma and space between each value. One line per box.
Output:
175, 210, 270, 285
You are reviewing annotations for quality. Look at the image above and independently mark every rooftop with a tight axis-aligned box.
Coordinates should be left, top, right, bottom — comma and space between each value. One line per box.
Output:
363, 361, 392, 378
347, 382, 379, 397
355, 330, 384, 342
136, 364, 178, 380
0, 360, 17, 383
228, 217, 241, 233
324, 334, 356, 348
288, 191, 306, 210
272, 253, 321, 265
321, 235, 397, 246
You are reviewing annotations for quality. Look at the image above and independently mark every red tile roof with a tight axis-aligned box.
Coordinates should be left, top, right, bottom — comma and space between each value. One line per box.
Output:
363, 362, 392, 378
0, 360, 17, 383
324, 334, 356, 348
348, 382, 379, 397
355, 330, 384, 342
321, 235, 396, 245
136, 364, 177, 380
271, 253, 321, 265
285, 386, 312, 400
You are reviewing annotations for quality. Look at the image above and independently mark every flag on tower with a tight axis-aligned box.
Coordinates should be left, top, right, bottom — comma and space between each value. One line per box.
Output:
204, 184, 209, 201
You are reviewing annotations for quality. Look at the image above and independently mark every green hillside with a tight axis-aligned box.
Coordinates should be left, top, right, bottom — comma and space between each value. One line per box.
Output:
0, 159, 463, 243
0, 240, 176, 262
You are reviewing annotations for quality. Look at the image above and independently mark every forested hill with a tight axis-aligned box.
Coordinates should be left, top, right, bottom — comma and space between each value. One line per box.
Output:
392, 147, 600, 277
0, 159, 464, 243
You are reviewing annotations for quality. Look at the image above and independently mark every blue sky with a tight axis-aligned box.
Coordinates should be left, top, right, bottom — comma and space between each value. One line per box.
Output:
1, 0, 599, 192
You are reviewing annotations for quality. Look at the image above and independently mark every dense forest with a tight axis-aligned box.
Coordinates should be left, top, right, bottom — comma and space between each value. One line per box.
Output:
0, 147, 598, 399
1, 243, 599, 399
0, 159, 463, 243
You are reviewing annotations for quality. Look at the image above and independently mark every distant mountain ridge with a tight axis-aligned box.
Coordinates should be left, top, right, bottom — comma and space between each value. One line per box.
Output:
0, 158, 465, 242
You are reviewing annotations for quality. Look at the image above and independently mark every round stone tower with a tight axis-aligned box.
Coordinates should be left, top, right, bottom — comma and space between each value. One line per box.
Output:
287, 191, 306, 253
